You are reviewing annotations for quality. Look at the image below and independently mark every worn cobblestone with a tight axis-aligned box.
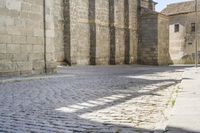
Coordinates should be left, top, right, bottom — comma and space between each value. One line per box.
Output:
0, 65, 188, 133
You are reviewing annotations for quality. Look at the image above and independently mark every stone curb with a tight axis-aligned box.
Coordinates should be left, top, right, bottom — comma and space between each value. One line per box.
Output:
0, 74, 74, 84
153, 67, 199, 133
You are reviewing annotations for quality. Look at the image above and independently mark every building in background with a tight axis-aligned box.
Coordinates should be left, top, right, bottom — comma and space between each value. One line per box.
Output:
162, 1, 200, 64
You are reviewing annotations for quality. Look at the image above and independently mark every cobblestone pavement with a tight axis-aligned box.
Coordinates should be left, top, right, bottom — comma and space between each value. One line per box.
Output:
0, 65, 189, 133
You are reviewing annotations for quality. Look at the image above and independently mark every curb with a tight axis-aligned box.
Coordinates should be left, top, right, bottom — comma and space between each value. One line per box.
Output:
0, 74, 74, 84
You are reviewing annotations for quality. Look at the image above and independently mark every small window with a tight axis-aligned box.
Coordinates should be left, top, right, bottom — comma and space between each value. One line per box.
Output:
191, 23, 196, 32
188, 42, 193, 45
174, 24, 179, 32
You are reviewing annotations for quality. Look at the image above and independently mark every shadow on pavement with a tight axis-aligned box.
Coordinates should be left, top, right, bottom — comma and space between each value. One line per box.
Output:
0, 65, 193, 132
164, 126, 200, 133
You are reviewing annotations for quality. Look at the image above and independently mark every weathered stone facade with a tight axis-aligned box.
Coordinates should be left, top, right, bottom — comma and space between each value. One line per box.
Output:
140, 0, 157, 11
0, 0, 63, 75
1, 0, 167, 76
63, 0, 138, 65
162, 1, 200, 64
138, 10, 169, 65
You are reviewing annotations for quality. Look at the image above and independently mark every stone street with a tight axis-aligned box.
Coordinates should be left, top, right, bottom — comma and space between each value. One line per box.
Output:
0, 65, 189, 133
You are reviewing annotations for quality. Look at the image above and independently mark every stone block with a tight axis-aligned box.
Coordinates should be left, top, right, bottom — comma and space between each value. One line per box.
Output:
13, 62, 32, 72
6, 44, 20, 53
0, 34, 12, 43
0, 62, 13, 72
46, 30, 55, 38
12, 35, 26, 44
46, 43, 55, 53
0, 44, 6, 53
29, 53, 44, 61
6, 0, 21, 11
27, 36, 38, 45
20, 44, 32, 54
29, 13, 43, 21
21, 2, 31, 11
46, 52, 55, 61
32, 60, 45, 70
11, 53, 29, 61
0, 0, 6, 8
7, 26, 22, 35
33, 45, 44, 53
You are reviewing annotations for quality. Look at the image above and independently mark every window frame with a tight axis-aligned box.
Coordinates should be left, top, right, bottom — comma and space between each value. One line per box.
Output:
191, 23, 196, 32
174, 24, 179, 33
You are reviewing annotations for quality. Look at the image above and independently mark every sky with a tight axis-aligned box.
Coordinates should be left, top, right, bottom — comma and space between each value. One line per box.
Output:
154, 0, 193, 12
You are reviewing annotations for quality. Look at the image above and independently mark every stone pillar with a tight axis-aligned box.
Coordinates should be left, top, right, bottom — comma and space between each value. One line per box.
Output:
54, 0, 65, 64
95, 0, 110, 65
89, 0, 96, 65
115, 0, 125, 64
109, 0, 116, 65
44, 0, 57, 73
63, 0, 71, 65
65, 0, 90, 65
129, 0, 138, 64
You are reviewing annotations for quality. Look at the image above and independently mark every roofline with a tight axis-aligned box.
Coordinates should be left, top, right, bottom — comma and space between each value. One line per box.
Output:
167, 11, 195, 16
161, 0, 196, 16
166, 0, 194, 7
153, 1, 158, 5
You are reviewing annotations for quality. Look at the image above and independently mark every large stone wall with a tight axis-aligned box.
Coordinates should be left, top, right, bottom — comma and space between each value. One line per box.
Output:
138, 11, 170, 65
0, 0, 169, 76
64, 0, 138, 65
0, 0, 62, 76
0, 0, 139, 76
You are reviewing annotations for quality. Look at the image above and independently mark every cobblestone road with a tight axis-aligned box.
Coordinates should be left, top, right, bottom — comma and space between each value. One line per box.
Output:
0, 65, 188, 133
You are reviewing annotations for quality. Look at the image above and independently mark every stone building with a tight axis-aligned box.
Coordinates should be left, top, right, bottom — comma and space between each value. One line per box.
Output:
0, 0, 169, 76
162, 1, 200, 64
138, 1, 170, 65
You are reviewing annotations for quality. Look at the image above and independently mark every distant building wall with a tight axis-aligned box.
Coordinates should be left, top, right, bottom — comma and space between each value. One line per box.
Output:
162, 0, 200, 64
168, 12, 200, 64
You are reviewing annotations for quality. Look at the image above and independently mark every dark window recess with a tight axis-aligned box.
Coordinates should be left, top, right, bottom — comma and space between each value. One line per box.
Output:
188, 42, 193, 45
174, 24, 179, 32
191, 23, 196, 32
